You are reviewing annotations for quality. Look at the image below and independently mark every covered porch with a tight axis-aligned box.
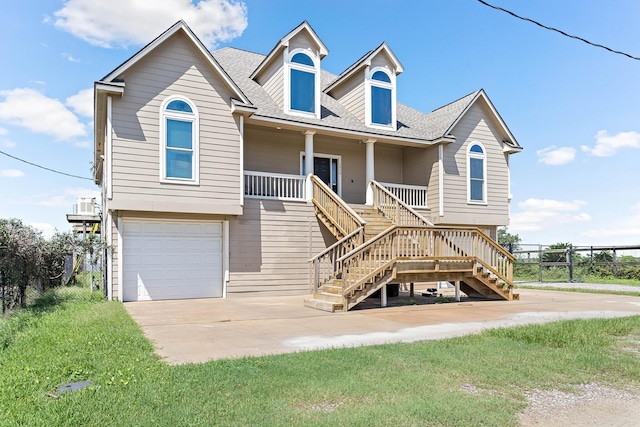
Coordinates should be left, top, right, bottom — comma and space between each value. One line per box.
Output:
242, 125, 431, 209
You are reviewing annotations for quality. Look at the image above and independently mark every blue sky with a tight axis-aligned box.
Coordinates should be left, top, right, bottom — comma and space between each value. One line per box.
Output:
1, 0, 639, 246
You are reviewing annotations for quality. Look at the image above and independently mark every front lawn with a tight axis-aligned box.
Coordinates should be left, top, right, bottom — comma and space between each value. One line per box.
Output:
1, 287, 640, 426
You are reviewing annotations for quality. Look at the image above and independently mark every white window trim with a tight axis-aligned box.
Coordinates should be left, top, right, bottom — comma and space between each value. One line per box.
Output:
467, 141, 487, 205
159, 95, 200, 185
284, 48, 321, 119
299, 151, 342, 197
365, 66, 396, 130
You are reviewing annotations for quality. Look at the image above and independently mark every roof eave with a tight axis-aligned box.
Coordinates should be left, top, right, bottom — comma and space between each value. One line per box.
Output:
325, 42, 403, 94
246, 114, 437, 146
443, 89, 521, 149
250, 21, 328, 81
101, 20, 250, 105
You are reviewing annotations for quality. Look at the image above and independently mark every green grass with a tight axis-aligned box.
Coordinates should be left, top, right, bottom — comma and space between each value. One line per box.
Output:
2, 288, 640, 426
517, 284, 640, 297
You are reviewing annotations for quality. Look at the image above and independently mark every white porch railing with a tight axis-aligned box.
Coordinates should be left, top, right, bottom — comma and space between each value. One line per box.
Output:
244, 171, 306, 201
379, 182, 428, 208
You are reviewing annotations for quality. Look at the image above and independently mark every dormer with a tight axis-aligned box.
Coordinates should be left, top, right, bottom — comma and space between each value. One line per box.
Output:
250, 21, 328, 119
325, 42, 403, 130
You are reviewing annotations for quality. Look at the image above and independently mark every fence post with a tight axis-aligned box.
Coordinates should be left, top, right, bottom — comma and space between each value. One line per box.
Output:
568, 244, 574, 282
613, 249, 618, 276
538, 244, 543, 282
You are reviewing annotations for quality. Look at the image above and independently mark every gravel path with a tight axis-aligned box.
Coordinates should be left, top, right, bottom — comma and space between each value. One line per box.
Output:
517, 281, 640, 293
519, 383, 640, 426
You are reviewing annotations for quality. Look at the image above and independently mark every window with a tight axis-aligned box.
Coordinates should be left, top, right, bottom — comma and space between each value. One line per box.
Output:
286, 50, 318, 117
366, 68, 395, 128
160, 96, 199, 183
467, 143, 486, 203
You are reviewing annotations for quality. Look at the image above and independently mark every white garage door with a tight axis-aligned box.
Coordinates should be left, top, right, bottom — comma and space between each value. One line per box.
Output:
122, 220, 223, 301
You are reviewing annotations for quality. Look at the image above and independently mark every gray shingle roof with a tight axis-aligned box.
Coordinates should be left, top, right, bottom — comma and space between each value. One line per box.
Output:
212, 47, 483, 143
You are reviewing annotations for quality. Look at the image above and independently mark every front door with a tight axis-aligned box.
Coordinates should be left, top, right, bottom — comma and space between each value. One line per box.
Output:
302, 154, 340, 194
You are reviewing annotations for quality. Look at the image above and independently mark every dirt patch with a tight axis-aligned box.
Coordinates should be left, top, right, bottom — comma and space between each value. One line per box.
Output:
519, 383, 640, 426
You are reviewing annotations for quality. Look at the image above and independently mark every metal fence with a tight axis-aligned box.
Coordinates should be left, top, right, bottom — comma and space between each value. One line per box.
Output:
507, 244, 640, 282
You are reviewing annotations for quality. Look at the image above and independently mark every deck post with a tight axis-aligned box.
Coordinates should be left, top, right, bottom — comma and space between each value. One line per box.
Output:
381, 284, 387, 307
455, 281, 460, 302
365, 139, 375, 205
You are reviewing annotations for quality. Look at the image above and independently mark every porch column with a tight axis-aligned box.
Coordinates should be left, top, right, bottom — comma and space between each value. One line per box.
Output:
455, 281, 461, 302
304, 130, 315, 201
365, 139, 376, 205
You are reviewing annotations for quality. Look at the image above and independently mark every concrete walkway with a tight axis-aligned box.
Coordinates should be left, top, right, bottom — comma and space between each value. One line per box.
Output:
124, 289, 640, 365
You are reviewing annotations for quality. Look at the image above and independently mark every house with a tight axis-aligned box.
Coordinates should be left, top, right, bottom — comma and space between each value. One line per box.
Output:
93, 20, 522, 311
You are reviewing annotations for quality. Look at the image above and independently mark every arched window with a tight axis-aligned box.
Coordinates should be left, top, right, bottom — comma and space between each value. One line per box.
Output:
287, 50, 317, 116
160, 96, 199, 183
467, 143, 486, 203
367, 68, 395, 128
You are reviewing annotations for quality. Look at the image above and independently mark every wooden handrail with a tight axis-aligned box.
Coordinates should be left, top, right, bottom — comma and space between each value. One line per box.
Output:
370, 180, 433, 227
308, 227, 365, 292
309, 228, 364, 263
311, 175, 365, 237
336, 226, 514, 297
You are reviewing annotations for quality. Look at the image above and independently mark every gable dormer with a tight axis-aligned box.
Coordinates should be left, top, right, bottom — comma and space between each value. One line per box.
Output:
250, 21, 328, 119
325, 42, 403, 130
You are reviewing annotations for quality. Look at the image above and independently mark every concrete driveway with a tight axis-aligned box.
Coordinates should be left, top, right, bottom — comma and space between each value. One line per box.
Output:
124, 288, 640, 364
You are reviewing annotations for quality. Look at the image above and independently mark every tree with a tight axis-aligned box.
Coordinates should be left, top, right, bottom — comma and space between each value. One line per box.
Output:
0, 218, 43, 307
593, 250, 613, 263
0, 218, 100, 310
497, 227, 521, 252
542, 242, 572, 264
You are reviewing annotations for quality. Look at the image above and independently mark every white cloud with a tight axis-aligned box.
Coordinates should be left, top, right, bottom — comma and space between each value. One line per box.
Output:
0, 127, 7, 135
581, 130, 640, 157
74, 140, 91, 148
36, 187, 101, 208
53, 0, 248, 49
510, 198, 590, 232
66, 88, 93, 117
12, 187, 100, 209
579, 203, 640, 243
537, 146, 576, 165
30, 222, 57, 239
0, 140, 16, 148
62, 52, 80, 63
0, 169, 25, 178
0, 88, 86, 141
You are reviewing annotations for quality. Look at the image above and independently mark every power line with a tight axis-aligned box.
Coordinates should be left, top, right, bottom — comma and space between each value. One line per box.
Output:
477, 0, 640, 61
0, 149, 93, 181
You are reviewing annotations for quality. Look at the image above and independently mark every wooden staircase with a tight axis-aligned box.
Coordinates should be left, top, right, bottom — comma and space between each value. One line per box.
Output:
304, 177, 518, 312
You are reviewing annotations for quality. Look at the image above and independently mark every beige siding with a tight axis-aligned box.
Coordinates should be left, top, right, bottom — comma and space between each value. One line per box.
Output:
109, 31, 241, 215
370, 53, 393, 71
259, 60, 284, 108
329, 73, 366, 122
423, 147, 440, 222
243, 126, 409, 204
244, 127, 304, 175
228, 199, 330, 296
375, 144, 403, 184
289, 32, 317, 55
401, 146, 429, 186
441, 103, 510, 226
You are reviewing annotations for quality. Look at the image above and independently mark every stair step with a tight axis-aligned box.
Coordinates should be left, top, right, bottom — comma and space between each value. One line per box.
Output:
303, 297, 343, 312
321, 284, 343, 295
313, 291, 343, 302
